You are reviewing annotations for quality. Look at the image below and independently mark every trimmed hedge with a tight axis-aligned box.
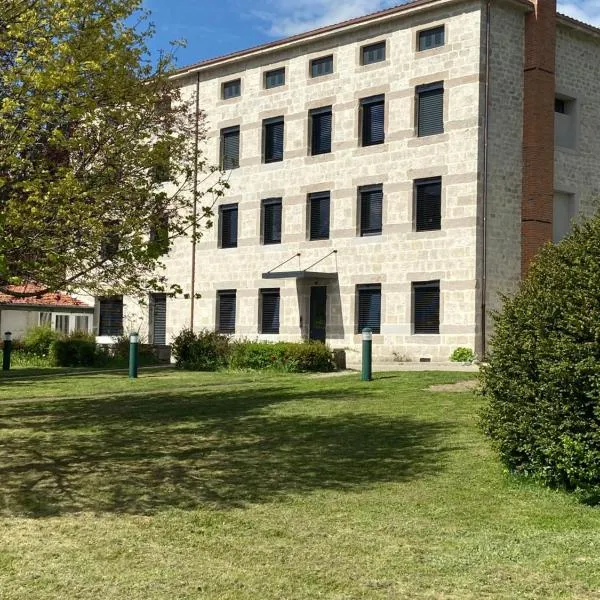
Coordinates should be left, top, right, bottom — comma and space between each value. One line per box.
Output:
172, 329, 336, 373
480, 215, 600, 503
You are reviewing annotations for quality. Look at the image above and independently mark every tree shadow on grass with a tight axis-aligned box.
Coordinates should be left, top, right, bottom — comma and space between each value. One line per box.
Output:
0, 384, 459, 517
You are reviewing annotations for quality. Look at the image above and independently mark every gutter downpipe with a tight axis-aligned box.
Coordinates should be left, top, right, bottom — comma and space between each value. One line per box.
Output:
481, 0, 491, 359
190, 72, 200, 329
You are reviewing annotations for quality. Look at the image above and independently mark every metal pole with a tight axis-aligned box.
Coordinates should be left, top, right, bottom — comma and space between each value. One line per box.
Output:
129, 332, 139, 379
361, 328, 372, 382
3, 332, 12, 371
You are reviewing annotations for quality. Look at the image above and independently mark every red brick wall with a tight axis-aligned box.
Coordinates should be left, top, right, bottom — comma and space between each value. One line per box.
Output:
521, 0, 556, 277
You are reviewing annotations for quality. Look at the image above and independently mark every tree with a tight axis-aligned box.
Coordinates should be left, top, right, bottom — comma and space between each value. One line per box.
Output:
480, 214, 600, 503
0, 0, 226, 297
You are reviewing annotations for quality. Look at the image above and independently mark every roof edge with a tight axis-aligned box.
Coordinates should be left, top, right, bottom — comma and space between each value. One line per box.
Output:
557, 13, 600, 40
171, 0, 532, 80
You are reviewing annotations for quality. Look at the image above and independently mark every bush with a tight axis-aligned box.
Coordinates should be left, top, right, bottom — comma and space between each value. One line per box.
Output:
171, 328, 230, 371
50, 331, 98, 367
22, 326, 59, 356
229, 341, 335, 373
109, 334, 161, 367
450, 347, 475, 363
480, 216, 600, 502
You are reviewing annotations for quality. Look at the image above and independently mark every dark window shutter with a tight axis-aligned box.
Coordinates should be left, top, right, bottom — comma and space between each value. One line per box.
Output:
99, 296, 123, 336
416, 178, 442, 231
220, 204, 238, 248
217, 291, 236, 334
261, 290, 280, 334
362, 97, 385, 146
417, 84, 444, 137
418, 26, 445, 51
311, 109, 332, 155
357, 285, 381, 334
221, 127, 240, 169
264, 118, 284, 162
310, 192, 330, 240
263, 199, 282, 244
360, 186, 383, 235
413, 282, 440, 334
151, 293, 167, 345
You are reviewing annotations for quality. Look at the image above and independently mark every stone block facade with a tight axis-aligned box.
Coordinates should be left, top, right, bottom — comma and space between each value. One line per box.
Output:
103, 0, 600, 363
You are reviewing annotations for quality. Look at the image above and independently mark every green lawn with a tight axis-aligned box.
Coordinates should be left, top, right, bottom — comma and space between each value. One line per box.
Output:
1, 370, 599, 599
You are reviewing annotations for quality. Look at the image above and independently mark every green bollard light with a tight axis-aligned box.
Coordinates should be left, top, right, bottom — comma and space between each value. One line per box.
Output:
3, 332, 12, 371
129, 332, 139, 379
361, 327, 372, 382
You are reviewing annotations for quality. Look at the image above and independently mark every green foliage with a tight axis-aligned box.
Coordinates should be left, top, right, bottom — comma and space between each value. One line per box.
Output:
171, 329, 231, 371
22, 326, 59, 357
2, 349, 54, 368
480, 215, 600, 502
50, 331, 98, 367
229, 341, 335, 373
109, 334, 161, 367
0, 0, 227, 296
450, 347, 475, 363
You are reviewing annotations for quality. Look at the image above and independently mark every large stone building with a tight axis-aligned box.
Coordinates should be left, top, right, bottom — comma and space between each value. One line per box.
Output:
97, 0, 600, 362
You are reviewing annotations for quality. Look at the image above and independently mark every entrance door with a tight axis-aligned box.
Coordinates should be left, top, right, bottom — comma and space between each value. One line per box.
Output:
309, 286, 327, 342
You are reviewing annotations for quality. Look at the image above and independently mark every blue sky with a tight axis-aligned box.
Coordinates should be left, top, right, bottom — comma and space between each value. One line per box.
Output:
141, 0, 600, 68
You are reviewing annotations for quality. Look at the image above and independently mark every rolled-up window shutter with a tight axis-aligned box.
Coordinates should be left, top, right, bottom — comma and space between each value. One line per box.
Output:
357, 285, 381, 334
417, 83, 444, 137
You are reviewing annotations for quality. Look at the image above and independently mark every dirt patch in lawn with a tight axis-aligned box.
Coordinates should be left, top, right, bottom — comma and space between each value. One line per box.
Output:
427, 380, 478, 393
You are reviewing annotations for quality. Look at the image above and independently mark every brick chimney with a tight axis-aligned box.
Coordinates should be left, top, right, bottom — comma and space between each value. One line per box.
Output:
521, 0, 556, 276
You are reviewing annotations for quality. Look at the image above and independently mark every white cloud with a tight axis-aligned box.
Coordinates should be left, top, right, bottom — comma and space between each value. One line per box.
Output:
252, 0, 600, 38
558, 1, 600, 26
253, 0, 402, 37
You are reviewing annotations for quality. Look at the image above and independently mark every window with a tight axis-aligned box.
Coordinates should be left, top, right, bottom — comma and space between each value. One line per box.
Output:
413, 281, 440, 334
553, 191, 576, 243
417, 82, 444, 137
222, 79, 241, 99
149, 212, 169, 256
309, 106, 332, 155
357, 284, 381, 334
359, 184, 383, 236
418, 25, 445, 51
361, 41, 386, 65
415, 177, 442, 232
310, 55, 333, 77
99, 296, 123, 337
55, 315, 69, 335
555, 96, 576, 148
263, 117, 284, 163
217, 290, 236, 334
360, 95, 385, 146
265, 68, 285, 89
219, 204, 238, 248
151, 140, 170, 183
220, 126, 240, 170
149, 294, 167, 345
309, 192, 330, 240
260, 289, 280, 334
40, 312, 52, 327
74, 315, 89, 332
262, 198, 282, 245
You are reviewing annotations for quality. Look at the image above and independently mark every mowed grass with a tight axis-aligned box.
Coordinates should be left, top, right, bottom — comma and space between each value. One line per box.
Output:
1, 370, 600, 599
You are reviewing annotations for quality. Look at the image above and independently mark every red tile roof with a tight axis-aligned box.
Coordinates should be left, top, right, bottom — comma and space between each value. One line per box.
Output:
0, 284, 92, 308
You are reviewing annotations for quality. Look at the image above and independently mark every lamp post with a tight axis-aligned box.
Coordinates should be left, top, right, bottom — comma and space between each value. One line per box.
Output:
2, 332, 12, 371
129, 332, 139, 379
361, 328, 372, 382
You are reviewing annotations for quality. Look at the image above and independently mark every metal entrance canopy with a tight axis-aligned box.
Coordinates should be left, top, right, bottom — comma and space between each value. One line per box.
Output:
262, 250, 338, 281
